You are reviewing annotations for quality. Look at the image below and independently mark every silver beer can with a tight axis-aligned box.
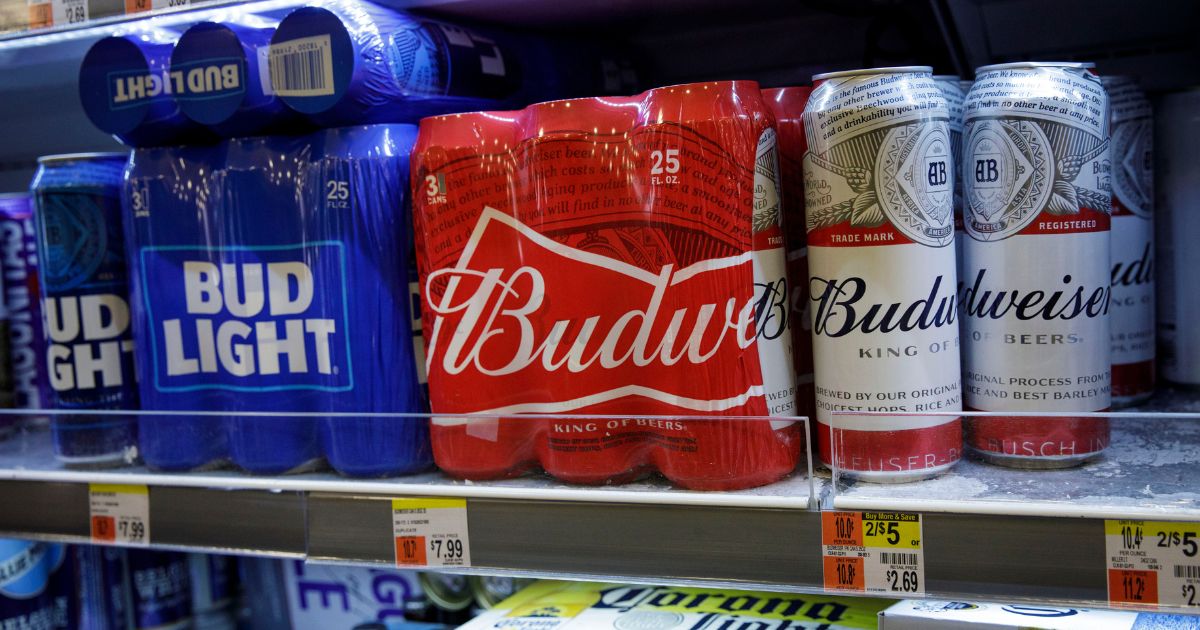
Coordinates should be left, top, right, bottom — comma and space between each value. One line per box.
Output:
1102, 76, 1155, 406
1156, 88, 1200, 387
933, 75, 968, 265
803, 66, 962, 482
961, 62, 1112, 468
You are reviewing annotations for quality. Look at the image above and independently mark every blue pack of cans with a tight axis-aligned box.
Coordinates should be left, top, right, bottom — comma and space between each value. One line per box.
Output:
126, 550, 192, 630
31, 153, 139, 468
73, 545, 131, 630
0, 539, 66, 630
79, 26, 213, 148
124, 125, 429, 476
0, 194, 50, 416
171, 11, 303, 138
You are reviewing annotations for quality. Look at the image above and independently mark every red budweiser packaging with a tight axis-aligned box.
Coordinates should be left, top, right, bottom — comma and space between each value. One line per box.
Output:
763, 87, 817, 423
412, 81, 802, 491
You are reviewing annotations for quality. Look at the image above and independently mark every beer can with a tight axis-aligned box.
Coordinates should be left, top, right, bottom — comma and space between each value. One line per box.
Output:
961, 62, 1112, 467
1157, 88, 1200, 387
125, 549, 192, 630
0, 193, 50, 420
763, 86, 818, 424
170, 15, 301, 137
932, 76, 967, 266
31, 153, 139, 468
803, 66, 962, 482
0, 539, 65, 630
1103, 76, 1155, 406
74, 545, 131, 630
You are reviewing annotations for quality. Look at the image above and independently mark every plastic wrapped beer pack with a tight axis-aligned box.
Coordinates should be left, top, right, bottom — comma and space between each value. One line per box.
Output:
412, 81, 802, 491
123, 125, 430, 477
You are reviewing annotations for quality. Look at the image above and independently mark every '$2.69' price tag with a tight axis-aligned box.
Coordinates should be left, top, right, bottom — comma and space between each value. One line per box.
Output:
392, 498, 471, 568
89, 484, 150, 546
1106, 519, 1200, 608
822, 511, 924, 595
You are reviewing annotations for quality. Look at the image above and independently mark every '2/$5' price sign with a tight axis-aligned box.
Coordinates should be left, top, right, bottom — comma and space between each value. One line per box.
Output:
1106, 520, 1200, 608
822, 511, 925, 595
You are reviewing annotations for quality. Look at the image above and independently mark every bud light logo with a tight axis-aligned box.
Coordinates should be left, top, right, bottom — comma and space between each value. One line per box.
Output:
139, 242, 353, 393
170, 59, 246, 100
45, 293, 135, 392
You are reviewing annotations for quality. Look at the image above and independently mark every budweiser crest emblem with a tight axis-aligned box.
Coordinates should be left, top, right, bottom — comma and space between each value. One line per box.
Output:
875, 123, 955, 246
964, 119, 1053, 240
1110, 116, 1153, 218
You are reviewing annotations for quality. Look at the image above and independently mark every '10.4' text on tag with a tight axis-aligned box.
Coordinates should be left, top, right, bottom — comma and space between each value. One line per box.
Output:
392, 498, 471, 568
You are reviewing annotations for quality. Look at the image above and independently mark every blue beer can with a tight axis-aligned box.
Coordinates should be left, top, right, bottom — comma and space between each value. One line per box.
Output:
126, 550, 192, 630
171, 14, 304, 138
0, 194, 51, 418
124, 144, 229, 472
0, 539, 66, 630
31, 153, 139, 468
188, 553, 235, 614
73, 545, 131, 630
78, 27, 213, 148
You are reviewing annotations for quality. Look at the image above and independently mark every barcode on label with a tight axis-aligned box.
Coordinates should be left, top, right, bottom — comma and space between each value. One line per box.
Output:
268, 35, 334, 97
879, 552, 919, 566
1173, 565, 1200, 579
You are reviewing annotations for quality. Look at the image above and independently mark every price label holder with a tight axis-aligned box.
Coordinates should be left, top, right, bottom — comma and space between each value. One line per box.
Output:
392, 498, 471, 568
822, 511, 924, 595
88, 484, 150, 546
1106, 519, 1200, 608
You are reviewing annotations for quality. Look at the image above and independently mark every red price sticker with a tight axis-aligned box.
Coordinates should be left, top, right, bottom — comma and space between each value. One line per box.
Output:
822, 511, 923, 595
91, 515, 116, 542
395, 536, 427, 565
1109, 568, 1159, 605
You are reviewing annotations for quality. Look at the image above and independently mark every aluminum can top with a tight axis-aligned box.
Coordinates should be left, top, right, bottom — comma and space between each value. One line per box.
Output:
975, 61, 1095, 74
36, 152, 129, 166
812, 65, 932, 82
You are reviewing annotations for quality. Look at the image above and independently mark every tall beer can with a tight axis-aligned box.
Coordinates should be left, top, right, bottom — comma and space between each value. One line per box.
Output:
1102, 76, 1155, 406
803, 66, 962, 481
1157, 89, 1200, 387
961, 62, 1112, 467
0, 193, 49, 418
31, 153, 139, 467
932, 76, 967, 265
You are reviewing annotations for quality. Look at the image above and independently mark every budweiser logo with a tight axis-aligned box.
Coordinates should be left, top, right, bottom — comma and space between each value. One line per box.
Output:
424, 208, 781, 415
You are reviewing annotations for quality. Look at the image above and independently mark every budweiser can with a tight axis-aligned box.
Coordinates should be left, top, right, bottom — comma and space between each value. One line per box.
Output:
413, 82, 801, 491
764, 86, 817, 423
803, 66, 962, 482
933, 76, 967, 265
1102, 76, 1155, 406
1153, 89, 1200, 386
961, 62, 1112, 467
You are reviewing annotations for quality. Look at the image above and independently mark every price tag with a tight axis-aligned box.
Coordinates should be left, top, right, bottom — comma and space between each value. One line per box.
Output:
89, 484, 150, 546
392, 498, 470, 568
822, 511, 924, 595
1106, 519, 1200, 608
26, 0, 53, 28
124, 0, 189, 14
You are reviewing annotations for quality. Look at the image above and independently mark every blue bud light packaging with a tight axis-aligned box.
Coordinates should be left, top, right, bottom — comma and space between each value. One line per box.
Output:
0, 194, 51, 419
189, 553, 237, 630
266, 0, 629, 128
79, 26, 214, 147
125, 125, 429, 476
0, 539, 67, 630
170, 12, 305, 138
125, 549, 192, 630
72, 545, 132, 630
31, 153, 139, 468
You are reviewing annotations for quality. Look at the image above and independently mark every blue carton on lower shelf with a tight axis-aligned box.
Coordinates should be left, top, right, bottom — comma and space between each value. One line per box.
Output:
125, 125, 430, 477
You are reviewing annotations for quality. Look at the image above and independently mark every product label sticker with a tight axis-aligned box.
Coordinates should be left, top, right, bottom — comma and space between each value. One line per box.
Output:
268, 34, 335, 97
392, 498, 470, 568
822, 511, 924, 595
1106, 519, 1200, 608
125, 0, 189, 13
27, 0, 86, 28
89, 483, 150, 545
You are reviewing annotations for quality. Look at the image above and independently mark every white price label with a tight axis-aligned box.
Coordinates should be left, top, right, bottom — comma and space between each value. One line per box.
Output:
392, 498, 470, 568
89, 484, 150, 546
1107, 519, 1200, 608
822, 511, 924, 595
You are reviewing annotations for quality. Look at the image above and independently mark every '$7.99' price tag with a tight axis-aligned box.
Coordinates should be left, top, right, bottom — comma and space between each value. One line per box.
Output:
822, 511, 924, 595
1106, 520, 1200, 608
88, 484, 150, 546
392, 498, 471, 568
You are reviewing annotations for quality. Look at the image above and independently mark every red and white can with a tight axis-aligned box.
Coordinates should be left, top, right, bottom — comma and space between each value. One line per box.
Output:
764, 86, 817, 423
1102, 76, 1155, 406
802, 66, 962, 482
961, 62, 1112, 467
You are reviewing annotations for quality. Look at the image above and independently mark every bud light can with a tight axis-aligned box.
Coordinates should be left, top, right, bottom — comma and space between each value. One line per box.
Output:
0, 539, 66, 630
126, 549, 192, 630
73, 545, 131, 630
803, 66, 962, 482
0, 194, 50, 417
1102, 76, 1155, 406
31, 153, 139, 468
961, 62, 1112, 467
763, 86, 818, 425
171, 15, 301, 138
